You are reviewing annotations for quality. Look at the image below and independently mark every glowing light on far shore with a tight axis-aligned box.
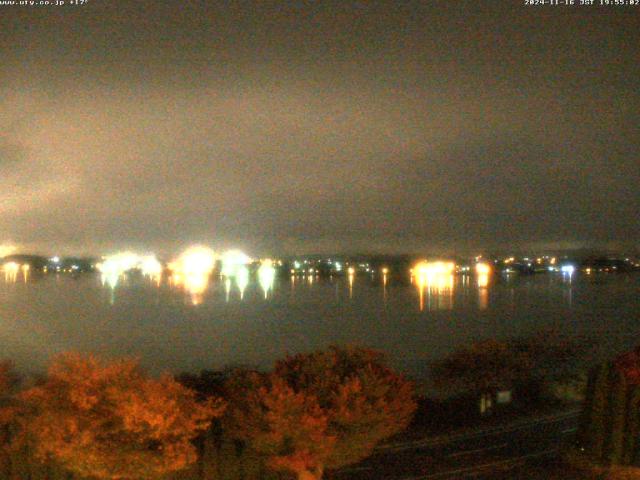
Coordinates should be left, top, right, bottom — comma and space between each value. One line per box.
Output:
3, 262, 20, 282
221, 250, 251, 278
169, 246, 216, 305
414, 261, 455, 279
140, 255, 162, 278
171, 246, 216, 277
98, 251, 165, 288
475, 263, 491, 276
561, 265, 575, 275
413, 261, 455, 311
98, 252, 139, 288
0, 245, 17, 258
98, 252, 140, 275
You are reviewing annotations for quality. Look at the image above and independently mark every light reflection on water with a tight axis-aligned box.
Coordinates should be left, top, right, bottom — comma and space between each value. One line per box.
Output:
1, 271, 639, 384
0, 269, 613, 313
85, 269, 610, 316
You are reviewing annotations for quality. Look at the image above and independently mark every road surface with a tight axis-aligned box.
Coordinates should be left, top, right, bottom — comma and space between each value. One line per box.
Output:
333, 409, 581, 479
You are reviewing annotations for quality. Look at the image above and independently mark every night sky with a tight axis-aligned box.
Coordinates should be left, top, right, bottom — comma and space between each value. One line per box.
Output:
1, 1, 638, 256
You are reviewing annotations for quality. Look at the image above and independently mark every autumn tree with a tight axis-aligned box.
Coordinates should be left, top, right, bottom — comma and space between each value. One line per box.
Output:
19, 352, 224, 480
224, 346, 416, 480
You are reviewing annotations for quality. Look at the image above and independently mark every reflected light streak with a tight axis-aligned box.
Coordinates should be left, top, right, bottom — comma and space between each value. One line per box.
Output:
225, 278, 231, 303
476, 262, 491, 310
348, 270, 354, 299
236, 266, 249, 300
101, 271, 121, 289
21, 264, 29, 283
258, 260, 276, 299
3, 262, 20, 283
382, 268, 388, 302
477, 273, 489, 310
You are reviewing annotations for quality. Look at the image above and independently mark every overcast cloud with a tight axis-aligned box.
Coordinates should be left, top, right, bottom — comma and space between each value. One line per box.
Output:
1, 1, 638, 256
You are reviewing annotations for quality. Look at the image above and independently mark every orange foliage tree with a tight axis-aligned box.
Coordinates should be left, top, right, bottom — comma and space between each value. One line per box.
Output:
224, 346, 416, 480
19, 352, 224, 480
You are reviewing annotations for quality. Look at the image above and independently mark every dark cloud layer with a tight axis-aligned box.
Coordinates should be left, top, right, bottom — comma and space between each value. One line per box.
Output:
0, 1, 638, 255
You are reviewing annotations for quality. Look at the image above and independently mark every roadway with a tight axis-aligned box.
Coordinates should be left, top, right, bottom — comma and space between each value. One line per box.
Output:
333, 409, 581, 479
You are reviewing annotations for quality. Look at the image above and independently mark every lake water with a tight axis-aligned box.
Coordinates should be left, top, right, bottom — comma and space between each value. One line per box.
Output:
1, 271, 639, 386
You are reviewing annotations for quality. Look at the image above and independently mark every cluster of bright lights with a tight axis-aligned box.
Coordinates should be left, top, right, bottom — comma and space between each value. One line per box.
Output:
3, 262, 20, 280
98, 252, 140, 275
97, 251, 164, 287
220, 250, 251, 277
413, 261, 456, 295
168, 246, 216, 304
139, 255, 163, 277
170, 246, 216, 277
414, 261, 456, 279
0, 245, 17, 258
561, 265, 575, 275
475, 263, 492, 275
219, 250, 253, 299
411, 261, 455, 311
2, 262, 20, 273
2, 261, 29, 282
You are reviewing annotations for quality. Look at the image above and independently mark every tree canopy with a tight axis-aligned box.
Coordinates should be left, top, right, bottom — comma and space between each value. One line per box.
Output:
224, 346, 416, 480
19, 352, 224, 480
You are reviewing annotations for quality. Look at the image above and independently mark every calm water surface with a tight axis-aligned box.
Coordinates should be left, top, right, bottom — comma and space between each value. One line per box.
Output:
0, 271, 639, 384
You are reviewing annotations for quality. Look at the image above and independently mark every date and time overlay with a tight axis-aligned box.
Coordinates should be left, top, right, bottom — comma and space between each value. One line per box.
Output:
0, 0, 639, 7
